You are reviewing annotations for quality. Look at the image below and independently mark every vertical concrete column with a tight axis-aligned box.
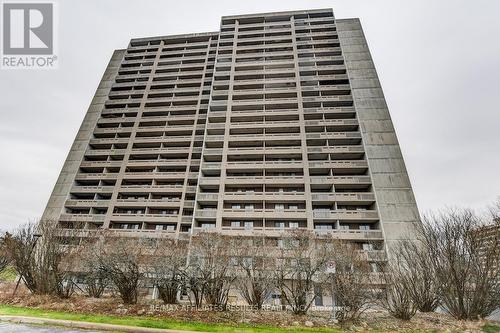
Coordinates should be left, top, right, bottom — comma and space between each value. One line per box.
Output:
337, 18, 420, 257
102, 42, 164, 229
290, 16, 314, 230
215, 20, 239, 229
176, 37, 213, 237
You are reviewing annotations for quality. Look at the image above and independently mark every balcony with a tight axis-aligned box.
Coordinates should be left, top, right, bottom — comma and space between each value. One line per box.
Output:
198, 178, 220, 186
115, 199, 181, 208
97, 116, 138, 124
126, 159, 189, 167
59, 214, 106, 222
310, 175, 372, 186
302, 106, 355, 115
312, 209, 378, 221
75, 173, 118, 181
194, 209, 217, 219
230, 99, 299, 108
111, 213, 178, 223
223, 208, 307, 219
64, 199, 110, 208
227, 146, 302, 155
224, 191, 306, 201
201, 162, 222, 170
306, 145, 364, 154
130, 147, 191, 154
308, 160, 368, 171
93, 127, 132, 135
122, 171, 187, 180
119, 185, 184, 194
85, 149, 127, 156
224, 176, 304, 185
305, 131, 361, 141
311, 193, 375, 204
196, 193, 219, 204
80, 160, 123, 168
89, 137, 130, 145
70, 185, 115, 193
315, 229, 384, 241
226, 160, 304, 170
228, 133, 301, 142
304, 118, 357, 128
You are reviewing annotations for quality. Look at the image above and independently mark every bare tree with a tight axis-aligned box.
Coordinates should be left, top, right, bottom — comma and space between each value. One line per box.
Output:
0, 232, 11, 275
78, 236, 110, 298
325, 240, 373, 324
488, 197, 500, 222
377, 254, 418, 320
4, 220, 79, 297
149, 238, 188, 304
97, 236, 149, 304
274, 229, 329, 315
187, 231, 236, 309
233, 235, 275, 309
420, 209, 500, 320
392, 240, 440, 312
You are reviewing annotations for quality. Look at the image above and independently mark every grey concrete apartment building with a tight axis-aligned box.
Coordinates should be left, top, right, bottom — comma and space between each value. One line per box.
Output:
41, 8, 420, 258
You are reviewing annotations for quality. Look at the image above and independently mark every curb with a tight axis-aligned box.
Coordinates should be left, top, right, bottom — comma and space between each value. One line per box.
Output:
0, 315, 205, 333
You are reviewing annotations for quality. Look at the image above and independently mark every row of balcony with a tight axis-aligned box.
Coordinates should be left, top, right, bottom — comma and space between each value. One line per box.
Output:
214, 226, 382, 241
201, 159, 367, 169
194, 208, 377, 220
65, 198, 190, 207
90, 135, 204, 145
78, 158, 367, 170
70, 184, 196, 194
199, 175, 371, 185
75, 171, 199, 181
202, 145, 363, 156
197, 192, 375, 204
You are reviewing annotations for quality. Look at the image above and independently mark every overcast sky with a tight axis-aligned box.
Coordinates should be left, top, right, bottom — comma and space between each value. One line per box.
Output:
0, 0, 499, 231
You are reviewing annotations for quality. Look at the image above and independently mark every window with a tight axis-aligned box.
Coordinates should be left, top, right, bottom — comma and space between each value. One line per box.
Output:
360, 225, 370, 230
275, 221, 285, 229
290, 222, 299, 229
231, 221, 241, 228
244, 221, 253, 229
315, 224, 332, 230
275, 204, 284, 211
242, 257, 253, 268
314, 285, 323, 306
362, 243, 374, 251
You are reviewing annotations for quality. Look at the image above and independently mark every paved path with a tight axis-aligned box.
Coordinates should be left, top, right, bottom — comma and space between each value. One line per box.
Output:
0, 315, 204, 333
0, 321, 104, 332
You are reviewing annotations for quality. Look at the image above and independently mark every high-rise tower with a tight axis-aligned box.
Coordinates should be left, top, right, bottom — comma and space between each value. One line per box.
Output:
42, 9, 420, 256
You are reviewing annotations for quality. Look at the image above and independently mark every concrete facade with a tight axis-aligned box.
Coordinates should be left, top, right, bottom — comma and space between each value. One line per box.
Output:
41, 9, 419, 260
336, 19, 420, 255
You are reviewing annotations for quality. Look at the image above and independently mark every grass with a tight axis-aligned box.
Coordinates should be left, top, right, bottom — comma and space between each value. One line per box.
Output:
0, 266, 17, 282
483, 323, 500, 333
0, 304, 497, 333
0, 304, 340, 333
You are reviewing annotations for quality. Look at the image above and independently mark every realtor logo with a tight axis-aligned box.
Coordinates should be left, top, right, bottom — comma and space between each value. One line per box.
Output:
1, 2, 58, 69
